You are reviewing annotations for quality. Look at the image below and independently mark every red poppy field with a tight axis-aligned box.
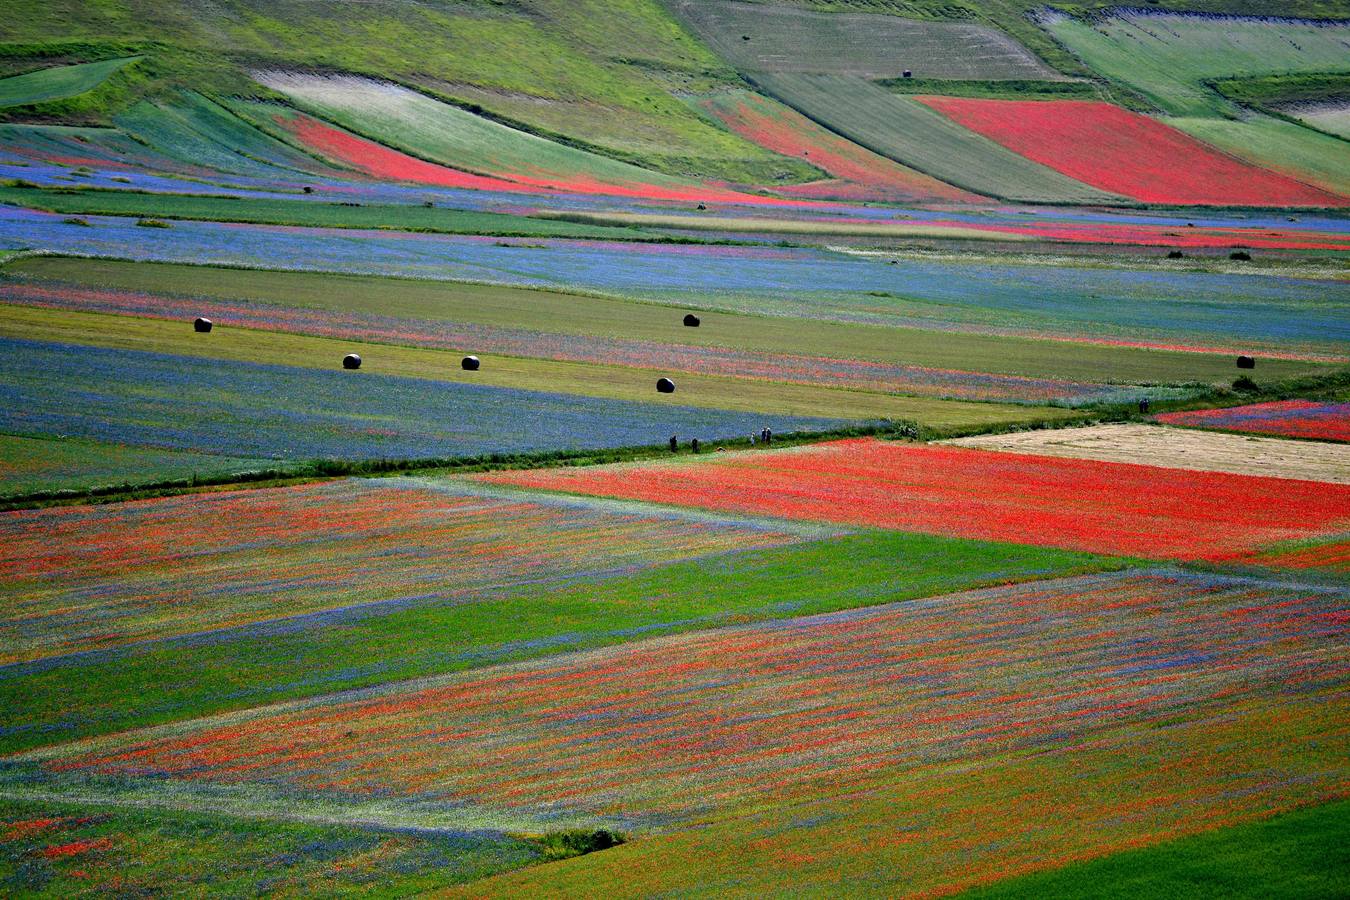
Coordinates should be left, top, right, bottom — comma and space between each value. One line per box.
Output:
918, 97, 1348, 208
477, 438, 1350, 562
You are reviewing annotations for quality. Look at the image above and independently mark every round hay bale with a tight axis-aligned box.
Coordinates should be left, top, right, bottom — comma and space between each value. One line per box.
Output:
656, 377, 676, 394
193, 317, 213, 333
462, 355, 480, 371
902, 69, 913, 78
343, 354, 362, 370
683, 313, 700, 327
1236, 355, 1256, 369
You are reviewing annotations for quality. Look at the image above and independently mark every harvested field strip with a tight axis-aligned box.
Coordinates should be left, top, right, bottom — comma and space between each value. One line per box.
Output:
699, 91, 978, 203
0, 529, 1110, 754
15, 570, 1347, 868
0, 433, 269, 499
0, 796, 540, 896
0, 281, 1146, 406
255, 73, 791, 205
0, 58, 138, 109
0, 478, 809, 665
944, 424, 1350, 484
669, 0, 1063, 81
3, 209, 1345, 357
1156, 400, 1350, 442
0, 335, 858, 460
917, 97, 1345, 207
477, 438, 1350, 561
1169, 115, 1350, 199
1296, 102, 1350, 140
13, 257, 1315, 388
754, 74, 1120, 204
0, 305, 1076, 426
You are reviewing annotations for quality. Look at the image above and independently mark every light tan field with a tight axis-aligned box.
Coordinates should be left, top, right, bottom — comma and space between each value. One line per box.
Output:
944, 423, 1350, 484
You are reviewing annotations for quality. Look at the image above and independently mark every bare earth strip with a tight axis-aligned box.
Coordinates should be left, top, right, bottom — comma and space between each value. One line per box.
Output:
943, 423, 1350, 484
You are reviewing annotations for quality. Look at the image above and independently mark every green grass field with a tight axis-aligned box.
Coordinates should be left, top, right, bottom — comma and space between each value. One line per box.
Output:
965, 799, 1350, 899
0, 56, 138, 109
0, 432, 270, 498
9, 257, 1321, 387
0, 525, 1114, 755
0, 185, 654, 239
1045, 11, 1350, 117
1170, 114, 1350, 197
752, 74, 1121, 203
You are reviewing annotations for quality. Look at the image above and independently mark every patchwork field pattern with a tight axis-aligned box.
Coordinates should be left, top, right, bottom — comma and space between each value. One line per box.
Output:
670, 0, 1063, 80
752, 75, 1124, 203
255, 72, 783, 205
1249, 536, 1350, 575
0, 58, 139, 109
945, 423, 1350, 484
1156, 400, 1350, 442
918, 97, 1345, 207
0, 478, 811, 666
8, 568, 1346, 895
700, 91, 977, 203
478, 438, 1350, 561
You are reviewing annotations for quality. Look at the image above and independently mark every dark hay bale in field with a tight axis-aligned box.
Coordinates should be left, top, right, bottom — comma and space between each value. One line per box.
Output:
193, 317, 213, 333
656, 377, 676, 394
302, 186, 314, 194
1236, 355, 1256, 369
683, 313, 700, 327
1230, 250, 1252, 261
903, 69, 913, 78
461, 355, 480, 371
1167, 250, 1184, 259
343, 354, 362, 370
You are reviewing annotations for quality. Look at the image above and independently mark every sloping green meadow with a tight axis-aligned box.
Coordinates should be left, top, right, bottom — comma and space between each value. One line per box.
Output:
1045, 11, 1350, 117
0, 57, 138, 109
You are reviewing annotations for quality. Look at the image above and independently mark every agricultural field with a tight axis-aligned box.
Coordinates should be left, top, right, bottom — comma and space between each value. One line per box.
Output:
698, 90, 980, 203
917, 97, 1346, 207
478, 438, 1350, 561
668, 0, 1064, 80
1156, 399, 1350, 442
945, 423, 1350, 483
751, 74, 1124, 203
1, 0, 1349, 894
0, 57, 138, 110
1043, 11, 1350, 118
